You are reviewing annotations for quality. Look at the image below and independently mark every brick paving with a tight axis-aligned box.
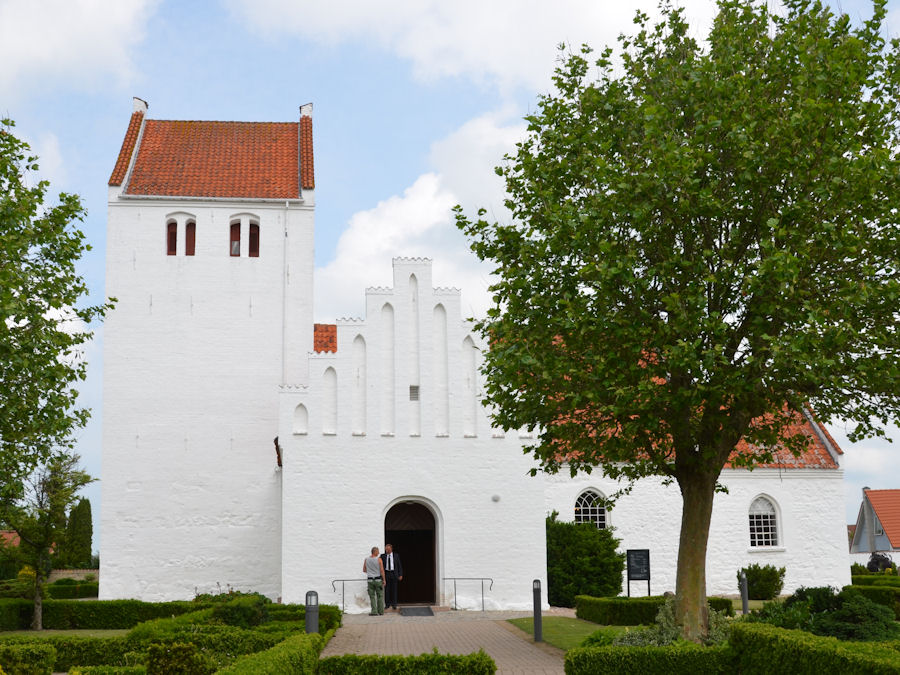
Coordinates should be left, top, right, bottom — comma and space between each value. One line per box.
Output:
320, 607, 574, 674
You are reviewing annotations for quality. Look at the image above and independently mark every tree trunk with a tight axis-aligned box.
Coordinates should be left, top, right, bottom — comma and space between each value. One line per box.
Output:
31, 571, 43, 631
674, 470, 718, 643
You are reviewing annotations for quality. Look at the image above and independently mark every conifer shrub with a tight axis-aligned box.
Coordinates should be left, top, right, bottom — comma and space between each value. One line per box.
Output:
545, 513, 625, 607
737, 563, 785, 600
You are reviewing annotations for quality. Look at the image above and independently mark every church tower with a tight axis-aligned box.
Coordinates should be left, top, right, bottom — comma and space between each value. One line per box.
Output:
101, 98, 315, 600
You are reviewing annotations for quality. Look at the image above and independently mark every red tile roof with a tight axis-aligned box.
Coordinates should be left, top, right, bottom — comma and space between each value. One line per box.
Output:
726, 415, 841, 470
0, 530, 20, 547
866, 489, 900, 549
108, 110, 144, 186
109, 109, 315, 198
314, 324, 337, 353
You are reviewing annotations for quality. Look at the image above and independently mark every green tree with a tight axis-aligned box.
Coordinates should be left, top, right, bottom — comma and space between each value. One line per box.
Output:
456, 0, 900, 641
546, 512, 624, 607
0, 118, 109, 497
0, 453, 94, 629
60, 497, 92, 569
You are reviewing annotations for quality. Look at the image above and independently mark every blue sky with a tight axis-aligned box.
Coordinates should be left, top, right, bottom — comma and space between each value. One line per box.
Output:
2, 0, 898, 552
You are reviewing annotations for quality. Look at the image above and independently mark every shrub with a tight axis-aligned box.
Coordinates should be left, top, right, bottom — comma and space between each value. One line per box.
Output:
0, 601, 32, 631
575, 595, 732, 626
580, 627, 620, 647
738, 563, 785, 600
318, 648, 496, 674
786, 586, 842, 614
730, 621, 900, 674
844, 584, 900, 619
546, 512, 625, 607
145, 643, 213, 675
69, 668, 146, 675
609, 597, 730, 647
47, 583, 99, 600
0, 581, 31, 600
210, 595, 268, 629
0, 636, 137, 671
565, 644, 733, 675
52, 578, 79, 586
0, 643, 56, 675
810, 591, 899, 641
851, 563, 870, 576
216, 632, 325, 674
852, 575, 900, 588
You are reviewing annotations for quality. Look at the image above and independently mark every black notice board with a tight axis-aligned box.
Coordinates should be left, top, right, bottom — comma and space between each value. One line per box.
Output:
627, 549, 650, 581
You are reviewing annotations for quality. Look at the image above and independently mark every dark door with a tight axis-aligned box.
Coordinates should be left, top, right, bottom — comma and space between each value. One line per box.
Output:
384, 502, 436, 604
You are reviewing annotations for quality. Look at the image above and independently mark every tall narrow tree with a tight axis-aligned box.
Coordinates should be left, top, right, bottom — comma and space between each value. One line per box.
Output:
62, 498, 92, 569
456, 0, 900, 640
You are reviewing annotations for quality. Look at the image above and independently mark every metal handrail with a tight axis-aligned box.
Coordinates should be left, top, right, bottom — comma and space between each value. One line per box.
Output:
442, 577, 494, 611
331, 578, 369, 612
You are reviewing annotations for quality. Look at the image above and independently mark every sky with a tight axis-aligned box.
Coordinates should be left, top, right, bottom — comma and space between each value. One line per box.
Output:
2, 0, 899, 552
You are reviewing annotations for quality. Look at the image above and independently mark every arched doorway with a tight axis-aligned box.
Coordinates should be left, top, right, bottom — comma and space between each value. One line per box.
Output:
384, 502, 436, 604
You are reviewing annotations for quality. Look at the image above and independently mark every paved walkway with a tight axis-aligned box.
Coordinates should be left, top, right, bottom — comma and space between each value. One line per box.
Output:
320, 607, 574, 675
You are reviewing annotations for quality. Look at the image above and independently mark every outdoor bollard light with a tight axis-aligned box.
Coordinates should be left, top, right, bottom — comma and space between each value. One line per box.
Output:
305, 590, 319, 634
739, 571, 749, 615
532, 579, 542, 643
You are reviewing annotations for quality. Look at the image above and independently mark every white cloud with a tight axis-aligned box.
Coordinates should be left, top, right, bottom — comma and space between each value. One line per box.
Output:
0, 0, 157, 101
228, 0, 717, 93
314, 110, 524, 322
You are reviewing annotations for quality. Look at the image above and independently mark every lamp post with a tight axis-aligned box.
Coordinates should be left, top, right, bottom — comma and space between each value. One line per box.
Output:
305, 590, 319, 633
532, 579, 542, 643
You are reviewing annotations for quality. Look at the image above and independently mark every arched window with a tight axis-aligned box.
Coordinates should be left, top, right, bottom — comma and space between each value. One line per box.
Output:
185, 220, 196, 256
574, 490, 607, 529
749, 496, 779, 547
249, 223, 259, 257
230, 222, 240, 256
166, 221, 177, 255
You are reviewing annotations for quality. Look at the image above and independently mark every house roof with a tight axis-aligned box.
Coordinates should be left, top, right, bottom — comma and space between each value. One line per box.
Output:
314, 324, 337, 353
865, 489, 900, 548
109, 108, 314, 198
0, 530, 19, 547
726, 414, 841, 470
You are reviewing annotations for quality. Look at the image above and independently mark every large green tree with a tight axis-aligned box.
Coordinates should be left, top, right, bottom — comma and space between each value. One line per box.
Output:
0, 453, 93, 629
456, 0, 900, 641
0, 119, 109, 497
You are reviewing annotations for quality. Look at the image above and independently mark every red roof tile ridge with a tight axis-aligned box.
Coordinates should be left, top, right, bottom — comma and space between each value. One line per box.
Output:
109, 110, 145, 186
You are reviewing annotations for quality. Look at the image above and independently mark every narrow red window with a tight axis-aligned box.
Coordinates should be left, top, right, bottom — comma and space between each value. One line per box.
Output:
185, 221, 196, 256
249, 224, 259, 258
166, 221, 177, 255
230, 222, 240, 256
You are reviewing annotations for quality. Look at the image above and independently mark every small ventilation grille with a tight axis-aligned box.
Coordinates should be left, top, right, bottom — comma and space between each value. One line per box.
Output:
409, 385, 420, 401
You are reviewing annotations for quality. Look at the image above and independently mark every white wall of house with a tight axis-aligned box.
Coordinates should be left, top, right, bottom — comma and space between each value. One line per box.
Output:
545, 467, 851, 596
101, 193, 314, 601
279, 259, 548, 611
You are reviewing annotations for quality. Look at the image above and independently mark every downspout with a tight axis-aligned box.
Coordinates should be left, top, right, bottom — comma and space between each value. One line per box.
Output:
281, 199, 289, 384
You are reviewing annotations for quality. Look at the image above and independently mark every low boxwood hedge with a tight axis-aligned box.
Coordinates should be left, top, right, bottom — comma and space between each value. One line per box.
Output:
47, 583, 99, 600
575, 595, 733, 625
69, 668, 146, 675
851, 575, 900, 588
0, 636, 138, 671
729, 621, 900, 674
0, 599, 212, 630
0, 642, 57, 675
565, 643, 732, 674
318, 648, 496, 674
216, 631, 326, 674
843, 585, 900, 619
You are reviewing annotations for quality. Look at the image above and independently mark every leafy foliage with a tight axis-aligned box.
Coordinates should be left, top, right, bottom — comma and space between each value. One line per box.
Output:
0, 119, 110, 493
738, 563, 785, 600
545, 513, 624, 607
318, 648, 496, 674
60, 498, 92, 569
455, 0, 900, 640
611, 597, 730, 647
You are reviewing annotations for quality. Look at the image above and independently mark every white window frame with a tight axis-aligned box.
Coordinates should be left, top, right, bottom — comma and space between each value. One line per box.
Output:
574, 489, 607, 529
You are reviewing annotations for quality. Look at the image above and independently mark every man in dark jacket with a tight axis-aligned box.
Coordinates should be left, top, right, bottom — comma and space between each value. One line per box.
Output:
381, 543, 403, 610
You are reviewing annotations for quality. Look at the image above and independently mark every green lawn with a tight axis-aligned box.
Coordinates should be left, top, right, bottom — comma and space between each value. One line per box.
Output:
0, 629, 129, 638
508, 617, 627, 651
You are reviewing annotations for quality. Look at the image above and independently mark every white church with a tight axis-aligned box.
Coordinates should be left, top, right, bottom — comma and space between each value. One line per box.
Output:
100, 99, 851, 611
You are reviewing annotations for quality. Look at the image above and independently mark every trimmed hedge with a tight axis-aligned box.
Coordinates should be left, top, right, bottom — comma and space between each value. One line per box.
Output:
565, 644, 732, 674
0, 599, 212, 630
216, 632, 325, 674
575, 595, 733, 625
843, 585, 900, 619
47, 583, 99, 600
729, 621, 900, 674
318, 649, 496, 674
0, 637, 137, 672
69, 668, 146, 675
0, 642, 57, 675
851, 575, 900, 588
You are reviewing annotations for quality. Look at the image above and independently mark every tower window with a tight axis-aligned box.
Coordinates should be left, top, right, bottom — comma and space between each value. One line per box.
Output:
249, 223, 259, 257
166, 221, 177, 255
575, 489, 607, 529
185, 221, 196, 256
230, 222, 240, 256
